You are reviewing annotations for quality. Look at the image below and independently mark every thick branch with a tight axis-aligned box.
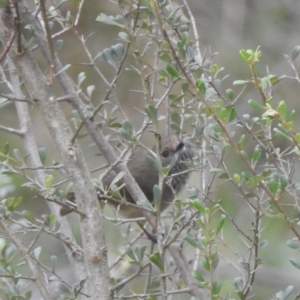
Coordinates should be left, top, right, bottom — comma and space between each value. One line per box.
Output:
8, 55, 86, 269
0, 4, 111, 299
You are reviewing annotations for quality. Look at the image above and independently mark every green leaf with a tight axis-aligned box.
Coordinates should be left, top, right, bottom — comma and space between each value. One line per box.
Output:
87, 85, 95, 97
192, 271, 205, 282
159, 53, 171, 64
110, 172, 125, 187
252, 145, 261, 163
160, 167, 170, 176
228, 107, 237, 122
118, 32, 129, 41
215, 214, 226, 235
77, 72, 86, 86
219, 172, 229, 179
285, 122, 293, 130
201, 236, 208, 247
211, 64, 218, 75
261, 75, 278, 85
234, 277, 243, 290
0, 239, 6, 254
119, 120, 134, 141
239, 49, 249, 62
0, 151, 18, 163
33, 246, 41, 260
134, 246, 147, 262
287, 239, 300, 250
25, 291, 32, 300
280, 175, 288, 192
284, 286, 294, 299
150, 252, 164, 272
240, 150, 249, 160
277, 100, 286, 120
186, 236, 201, 248
50, 255, 57, 266
259, 240, 269, 249
102, 48, 117, 68
238, 134, 245, 151
153, 185, 161, 205
126, 248, 137, 262
4, 142, 9, 155
275, 286, 294, 300
233, 173, 241, 183
47, 214, 56, 225
13, 148, 23, 163
196, 79, 206, 97
22, 210, 36, 223
179, 24, 189, 32
191, 199, 205, 213
122, 120, 133, 133
292, 45, 300, 61
211, 252, 219, 271
145, 104, 158, 126
219, 107, 227, 122
212, 280, 222, 296
166, 64, 180, 78
238, 256, 248, 269
289, 258, 300, 269
11, 296, 27, 300
226, 89, 234, 101
273, 128, 291, 140
178, 32, 187, 53
38, 147, 47, 165
55, 64, 71, 76
111, 43, 125, 61
6, 197, 22, 211
54, 39, 64, 53
233, 80, 249, 86
96, 13, 125, 28
126, 246, 146, 264
248, 99, 264, 109
59, 283, 72, 296
268, 174, 278, 194
202, 260, 210, 271
45, 175, 54, 191
290, 110, 296, 123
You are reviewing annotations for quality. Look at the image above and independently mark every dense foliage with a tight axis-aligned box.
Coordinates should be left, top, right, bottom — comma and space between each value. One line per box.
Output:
0, 1, 300, 299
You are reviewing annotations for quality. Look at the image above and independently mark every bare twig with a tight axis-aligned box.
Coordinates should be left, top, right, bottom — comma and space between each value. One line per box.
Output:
0, 215, 51, 299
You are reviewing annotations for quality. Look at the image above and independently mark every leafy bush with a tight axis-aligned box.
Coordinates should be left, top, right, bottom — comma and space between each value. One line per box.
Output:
0, 1, 300, 299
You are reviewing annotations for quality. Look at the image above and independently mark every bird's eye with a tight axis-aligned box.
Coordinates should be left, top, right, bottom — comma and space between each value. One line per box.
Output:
161, 150, 169, 158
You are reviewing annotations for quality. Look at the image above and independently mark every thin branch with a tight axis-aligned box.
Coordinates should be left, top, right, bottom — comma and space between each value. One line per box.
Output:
168, 243, 204, 299
0, 274, 36, 281
74, 0, 86, 26
111, 262, 151, 291
0, 124, 23, 136
182, 0, 202, 62
115, 288, 190, 299
70, 116, 88, 144
0, 93, 30, 102
0, 215, 51, 299
11, 0, 23, 54
0, 29, 16, 63
39, 0, 55, 62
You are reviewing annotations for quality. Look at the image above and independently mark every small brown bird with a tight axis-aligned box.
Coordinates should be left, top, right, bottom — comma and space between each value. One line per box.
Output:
61, 135, 193, 225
